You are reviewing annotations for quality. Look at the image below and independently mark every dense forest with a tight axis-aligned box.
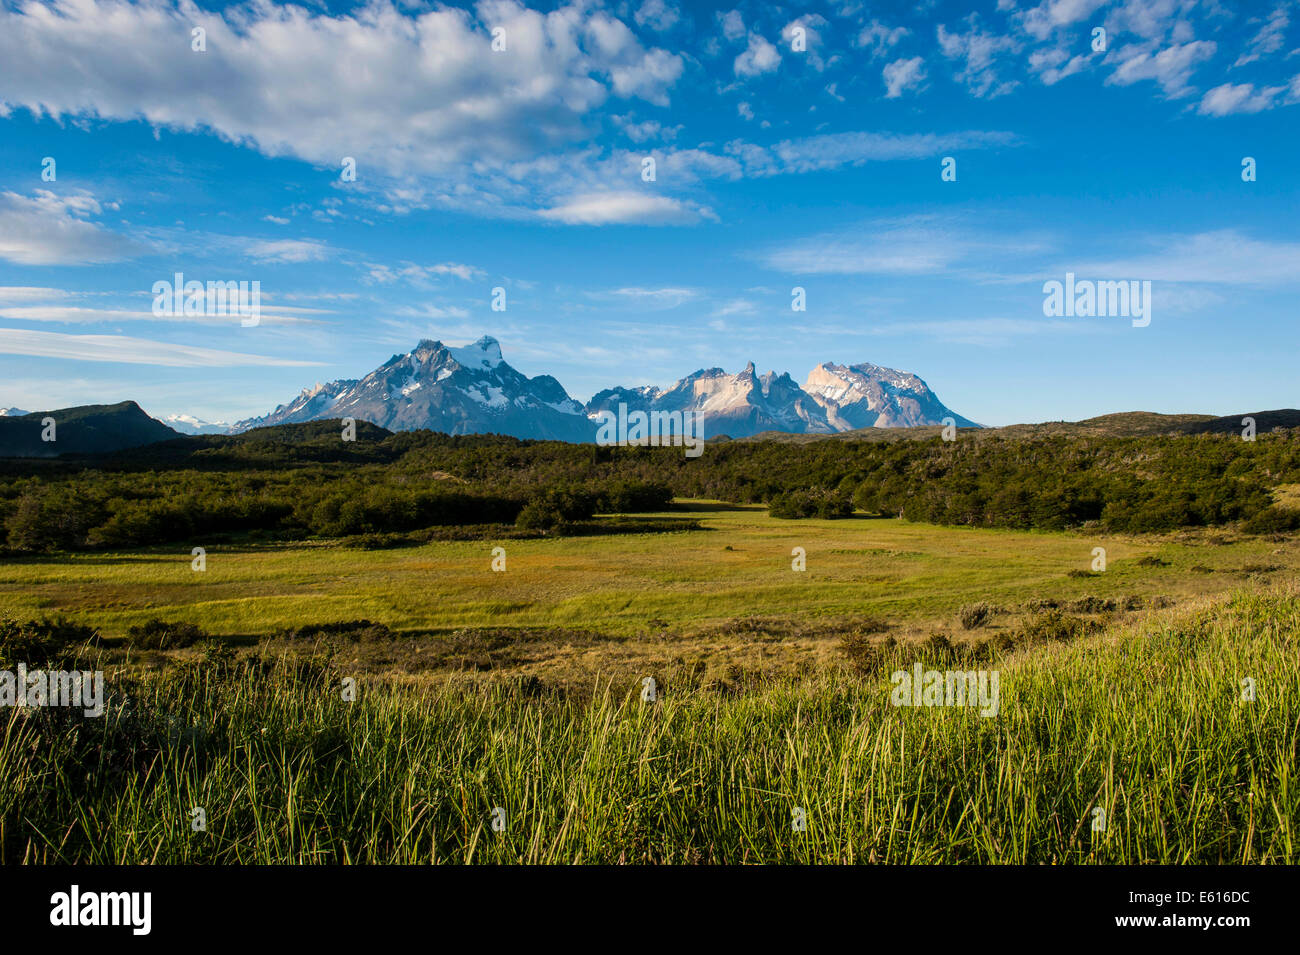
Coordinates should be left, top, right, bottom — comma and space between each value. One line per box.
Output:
2, 419, 1299, 553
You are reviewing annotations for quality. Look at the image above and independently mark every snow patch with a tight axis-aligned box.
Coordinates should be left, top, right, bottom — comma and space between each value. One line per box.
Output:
448, 336, 503, 370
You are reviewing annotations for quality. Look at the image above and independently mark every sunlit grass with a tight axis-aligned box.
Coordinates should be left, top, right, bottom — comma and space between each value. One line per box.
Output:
2, 590, 1296, 864
3, 503, 1288, 642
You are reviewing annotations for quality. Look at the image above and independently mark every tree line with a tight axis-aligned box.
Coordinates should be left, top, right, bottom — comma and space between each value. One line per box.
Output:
2, 421, 1298, 552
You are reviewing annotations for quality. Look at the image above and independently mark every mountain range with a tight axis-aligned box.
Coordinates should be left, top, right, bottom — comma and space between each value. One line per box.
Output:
2, 395, 1297, 461
231, 336, 978, 440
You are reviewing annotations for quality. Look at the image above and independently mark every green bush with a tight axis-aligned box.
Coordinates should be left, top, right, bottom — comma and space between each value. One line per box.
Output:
274, 620, 395, 643
0, 615, 97, 669
1242, 506, 1300, 535
769, 488, 854, 520
125, 619, 208, 651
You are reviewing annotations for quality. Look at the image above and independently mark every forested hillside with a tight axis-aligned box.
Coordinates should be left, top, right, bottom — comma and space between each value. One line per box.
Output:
2, 420, 1299, 552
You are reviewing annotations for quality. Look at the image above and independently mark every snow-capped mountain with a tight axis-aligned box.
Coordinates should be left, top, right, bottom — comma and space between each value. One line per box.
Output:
233, 337, 593, 442
161, 413, 234, 435
233, 379, 359, 432
804, 362, 979, 429
230, 337, 976, 441
0, 408, 30, 417
588, 362, 836, 439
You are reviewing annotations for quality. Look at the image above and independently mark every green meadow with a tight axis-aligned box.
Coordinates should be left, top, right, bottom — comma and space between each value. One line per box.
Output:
2, 502, 1297, 863
1, 502, 1288, 644
2, 589, 1295, 864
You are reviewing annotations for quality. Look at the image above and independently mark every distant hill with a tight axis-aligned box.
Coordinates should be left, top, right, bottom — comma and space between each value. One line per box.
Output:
1184, 410, 1300, 435
0, 402, 180, 458
3, 402, 1295, 461
738, 410, 1296, 444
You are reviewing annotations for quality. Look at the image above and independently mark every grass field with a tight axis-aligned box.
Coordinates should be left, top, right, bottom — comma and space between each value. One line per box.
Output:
3, 503, 1297, 864
2, 589, 1295, 863
1, 502, 1296, 685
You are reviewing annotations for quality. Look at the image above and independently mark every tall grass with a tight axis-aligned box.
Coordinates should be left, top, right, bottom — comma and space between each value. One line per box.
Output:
2, 591, 1296, 864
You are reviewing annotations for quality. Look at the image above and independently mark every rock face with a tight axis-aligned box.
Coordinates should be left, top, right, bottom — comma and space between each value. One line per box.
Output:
803, 362, 979, 429
232, 337, 978, 440
588, 363, 835, 439
233, 337, 595, 442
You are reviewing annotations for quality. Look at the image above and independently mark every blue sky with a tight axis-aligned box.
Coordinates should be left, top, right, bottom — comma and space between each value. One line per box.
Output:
0, 0, 1297, 426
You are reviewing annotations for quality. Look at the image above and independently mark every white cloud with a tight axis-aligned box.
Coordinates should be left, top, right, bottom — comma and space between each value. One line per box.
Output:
600, 287, 698, 308
738, 101, 755, 120
760, 216, 1050, 276
0, 0, 684, 177
1071, 230, 1300, 285
711, 298, 756, 317
857, 20, 910, 59
1017, 0, 1107, 42
749, 130, 1017, 176
782, 15, 830, 71
719, 9, 746, 42
388, 304, 471, 320
634, 0, 679, 32
368, 262, 484, 283
937, 16, 1021, 98
734, 33, 781, 77
0, 305, 321, 326
615, 117, 678, 142
246, 239, 332, 264
1029, 47, 1093, 85
0, 306, 157, 322
0, 287, 73, 304
1234, 6, 1290, 67
0, 191, 139, 265
0, 328, 323, 366
883, 57, 928, 98
1197, 81, 1287, 116
538, 192, 714, 225
1104, 0, 1202, 43
1105, 40, 1217, 99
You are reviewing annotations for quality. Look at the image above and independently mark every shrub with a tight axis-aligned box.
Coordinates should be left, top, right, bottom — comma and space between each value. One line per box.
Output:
769, 488, 854, 520
1242, 506, 1300, 535
516, 500, 564, 531
596, 480, 673, 513
0, 616, 99, 669
958, 602, 991, 629
1066, 595, 1116, 614
275, 620, 395, 643
1013, 609, 1098, 647
125, 619, 208, 651
840, 632, 896, 676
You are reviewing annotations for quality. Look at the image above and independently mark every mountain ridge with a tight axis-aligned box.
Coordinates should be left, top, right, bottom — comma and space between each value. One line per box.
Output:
233, 336, 975, 440
0, 401, 180, 457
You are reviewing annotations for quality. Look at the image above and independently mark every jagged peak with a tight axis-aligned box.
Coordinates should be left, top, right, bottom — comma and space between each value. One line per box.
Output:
448, 335, 504, 370
229, 338, 973, 437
